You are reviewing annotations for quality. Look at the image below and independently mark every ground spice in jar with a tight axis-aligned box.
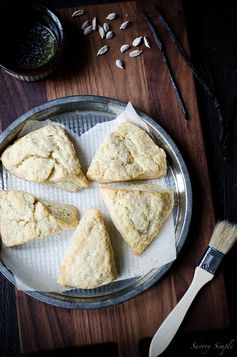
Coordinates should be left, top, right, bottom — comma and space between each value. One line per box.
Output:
10, 24, 58, 70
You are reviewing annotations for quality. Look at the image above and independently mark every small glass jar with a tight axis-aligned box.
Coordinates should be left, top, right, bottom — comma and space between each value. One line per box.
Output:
0, 2, 65, 81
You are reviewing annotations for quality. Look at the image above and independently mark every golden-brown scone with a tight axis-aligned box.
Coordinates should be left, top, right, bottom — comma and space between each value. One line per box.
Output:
86, 122, 167, 183
57, 208, 117, 289
1, 124, 88, 192
100, 184, 174, 255
0, 190, 79, 247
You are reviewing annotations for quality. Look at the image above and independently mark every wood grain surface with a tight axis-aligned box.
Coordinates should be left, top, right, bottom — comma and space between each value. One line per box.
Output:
0, 1, 231, 356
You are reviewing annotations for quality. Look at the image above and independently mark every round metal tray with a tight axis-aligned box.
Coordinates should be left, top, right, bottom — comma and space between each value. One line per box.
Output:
0, 95, 192, 309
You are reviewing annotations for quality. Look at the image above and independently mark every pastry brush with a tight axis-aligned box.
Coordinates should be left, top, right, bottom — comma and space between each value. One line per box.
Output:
149, 220, 237, 357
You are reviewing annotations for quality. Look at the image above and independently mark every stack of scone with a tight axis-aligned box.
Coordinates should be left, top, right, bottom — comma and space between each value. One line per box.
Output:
0, 122, 174, 289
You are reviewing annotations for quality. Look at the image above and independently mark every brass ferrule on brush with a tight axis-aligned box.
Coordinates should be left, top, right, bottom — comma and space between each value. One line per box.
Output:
198, 246, 224, 275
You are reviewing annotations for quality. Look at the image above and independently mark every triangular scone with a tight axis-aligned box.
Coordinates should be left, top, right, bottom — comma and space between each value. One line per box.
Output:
1, 124, 88, 192
57, 208, 117, 289
101, 184, 174, 255
86, 122, 167, 183
0, 190, 79, 247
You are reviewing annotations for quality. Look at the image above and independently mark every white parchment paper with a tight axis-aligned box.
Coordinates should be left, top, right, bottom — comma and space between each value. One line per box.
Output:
1, 102, 176, 292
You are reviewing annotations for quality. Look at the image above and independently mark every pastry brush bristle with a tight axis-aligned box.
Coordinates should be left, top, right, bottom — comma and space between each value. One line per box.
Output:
209, 220, 237, 254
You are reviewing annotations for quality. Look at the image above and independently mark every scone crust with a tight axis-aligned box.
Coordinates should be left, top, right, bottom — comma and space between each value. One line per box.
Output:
57, 208, 117, 289
87, 122, 167, 183
0, 190, 79, 247
1, 124, 88, 192
101, 184, 174, 255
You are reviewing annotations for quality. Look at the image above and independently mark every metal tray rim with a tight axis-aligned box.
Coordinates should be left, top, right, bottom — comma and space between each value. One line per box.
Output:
0, 95, 192, 309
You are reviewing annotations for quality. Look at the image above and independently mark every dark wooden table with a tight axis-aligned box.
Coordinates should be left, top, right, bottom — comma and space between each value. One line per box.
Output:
1, 1, 237, 356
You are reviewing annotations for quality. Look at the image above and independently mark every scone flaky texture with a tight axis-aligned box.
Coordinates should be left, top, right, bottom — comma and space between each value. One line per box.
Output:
1, 124, 88, 192
87, 122, 167, 183
101, 184, 174, 255
57, 208, 117, 289
0, 190, 79, 247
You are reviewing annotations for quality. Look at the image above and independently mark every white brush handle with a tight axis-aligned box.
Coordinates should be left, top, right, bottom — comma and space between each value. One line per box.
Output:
149, 266, 214, 357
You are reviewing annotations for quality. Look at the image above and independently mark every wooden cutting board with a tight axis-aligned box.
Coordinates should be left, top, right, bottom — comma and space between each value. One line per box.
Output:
15, 1, 229, 356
